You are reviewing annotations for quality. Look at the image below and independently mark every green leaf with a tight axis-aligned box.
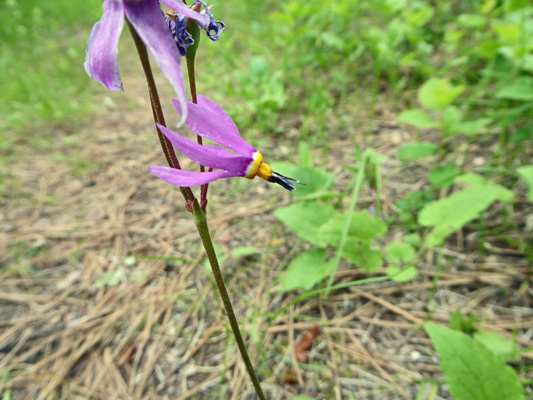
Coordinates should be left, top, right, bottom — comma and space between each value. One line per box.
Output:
293, 396, 316, 400
385, 241, 415, 264
510, 126, 532, 142
290, 167, 334, 199
317, 211, 388, 245
455, 118, 493, 135
429, 164, 458, 188
450, 311, 477, 335
455, 173, 488, 186
425, 226, 456, 247
495, 77, 533, 101
441, 105, 463, 136
457, 14, 486, 29
418, 78, 465, 111
419, 185, 514, 246
387, 265, 418, 282
275, 202, 336, 247
397, 109, 438, 128
341, 240, 383, 273
420, 185, 514, 228
474, 331, 520, 362
278, 249, 335, 291
517, 166, 533, 201
425, 323, 524, 400
385, 241, 417, 282
404, 233, 422, 249
398, 142, 438, 160
298, 141, 312, 168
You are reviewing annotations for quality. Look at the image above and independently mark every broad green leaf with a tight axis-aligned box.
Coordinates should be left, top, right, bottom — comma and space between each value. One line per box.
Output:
418, 78, 465, 111
517, 166, 533, 201
493, 22, 520, 43
294, 396, 316, 400
520, 54, 533, 73
457, 14, 486, 29
481, 0, 497, 14
495, 77, 533, 101
398, 142, 438, 160
455, 118, 493, 135
425, 323, 524, 400
510, 126, 532, 142
341, 240, 382, 273
298, 141, 312, 168
397, 109, 438, 128
275, 202, 336, 247
479, 39, 500, 58
385, 241, 415, 264
474, 331, 520, 362
387, 265, 418, 282
425, 226, 456, 247
441, 105, 463, 136
407, 4, 434, 27
317, 211, 388, 246
404, 233, 422, 249
455, 173, 488, 186
386, 241, 417, 282
289, 167, 334, 199
429, 164, 458, 188
506, 0, 530, 11
278, 249, 335, 291
419, 185, 514, 229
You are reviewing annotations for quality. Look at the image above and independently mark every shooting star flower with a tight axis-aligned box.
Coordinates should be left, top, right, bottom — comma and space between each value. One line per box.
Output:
149, 96, 301, 191
84, 0, 208, 121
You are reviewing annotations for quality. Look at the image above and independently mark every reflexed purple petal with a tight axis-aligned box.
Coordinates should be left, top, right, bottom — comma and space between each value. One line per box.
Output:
124, 0, 188, 124
157, 124, 252, 174
149, 166, 240, 187
160, 0, 208, 28
172, 96, 256, 157
84, 0, 125, 91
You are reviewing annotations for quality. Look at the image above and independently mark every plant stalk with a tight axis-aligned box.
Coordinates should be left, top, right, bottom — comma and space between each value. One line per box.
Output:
192, 200, 267, 400
184, 22, 209, 208
129, 20, 266, 399
127, 20, 195, 203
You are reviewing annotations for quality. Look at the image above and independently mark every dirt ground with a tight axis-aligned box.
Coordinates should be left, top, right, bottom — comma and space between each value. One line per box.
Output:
1, 60, 532, 400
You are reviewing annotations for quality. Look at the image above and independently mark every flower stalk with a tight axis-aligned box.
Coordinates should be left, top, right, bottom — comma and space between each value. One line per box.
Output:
128, 18, 266, 400
192, 200, 267, 400
184, 19, 209, 209
127, 20, 194, 203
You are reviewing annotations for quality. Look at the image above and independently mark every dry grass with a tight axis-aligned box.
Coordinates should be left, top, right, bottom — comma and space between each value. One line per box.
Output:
1, 72, 532, 400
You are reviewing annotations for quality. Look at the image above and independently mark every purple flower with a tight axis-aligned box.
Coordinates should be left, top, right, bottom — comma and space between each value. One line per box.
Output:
84, 0, 207, 121
149, 96, 300, 191
166, 0, 225, 56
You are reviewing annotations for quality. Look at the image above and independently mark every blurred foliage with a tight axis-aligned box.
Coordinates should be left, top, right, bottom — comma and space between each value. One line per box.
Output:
0, 0, 101, 137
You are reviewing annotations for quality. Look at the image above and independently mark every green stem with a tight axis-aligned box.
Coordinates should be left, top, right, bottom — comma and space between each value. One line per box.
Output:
186, 49, 208, 208
127, 20, 194, 203
186, 54, 199, 105
129, 20, 265, 399
184, 18, 208, 208
326, 150, 369, 293
191, 200, 267, 400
